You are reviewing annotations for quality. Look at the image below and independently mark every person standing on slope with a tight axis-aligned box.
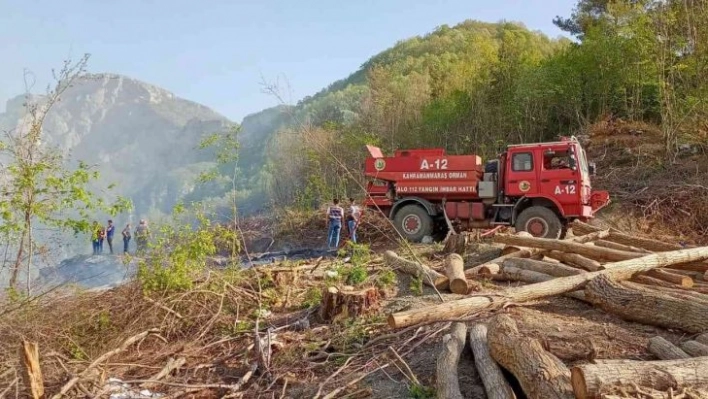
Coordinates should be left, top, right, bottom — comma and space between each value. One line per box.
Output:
326, 199, 344, 250
122, 223, 132, 254
346, 197, 362, 244
106, 219, 115, 254
98, 224, 106, 254
91, 221, 101, 255
134, 219, 150, 254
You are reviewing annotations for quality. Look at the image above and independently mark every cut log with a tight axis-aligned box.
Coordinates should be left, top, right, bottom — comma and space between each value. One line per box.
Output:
666, 269, 705, 281
644, 269, 694, 288
492, 266, 587, 302
570, 356, 708, 399
464, 247, 504, 269
502, 258, 583, 277
319, 286, 379, 322
443, 234, 468, 256
468, 323, 516, 399
566, 229, 611, 243
666, 262, 708, 273
584, 275, 708, 333
623, 280, 708, 305
493, 234, 639, 262
680, 341, 708, 357
647, 336, 690, 360
465, 249, 532, 278
696, 334, 708, 345
445, 254, 468, 294
705, 270, 708, 281
544, 251, 603, 272
20, 341, 44, 399
570, 221, 684, 252
436, 322, 467, 399
477, 263, 501, 276
388, 246, 708, 328
383, 250, 448, 290
487, 314, 574, 399
594, 240, 652, 254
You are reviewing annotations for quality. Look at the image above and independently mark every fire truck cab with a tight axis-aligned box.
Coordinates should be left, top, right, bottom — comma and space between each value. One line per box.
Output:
363, 137, 610, 242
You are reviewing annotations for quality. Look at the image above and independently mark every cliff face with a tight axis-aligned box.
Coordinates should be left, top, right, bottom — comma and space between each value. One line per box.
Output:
0, 73, 234, 217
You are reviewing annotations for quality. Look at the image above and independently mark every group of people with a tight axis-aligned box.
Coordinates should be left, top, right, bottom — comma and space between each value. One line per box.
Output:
91, 219, 151, 255
326, 197, 362, 250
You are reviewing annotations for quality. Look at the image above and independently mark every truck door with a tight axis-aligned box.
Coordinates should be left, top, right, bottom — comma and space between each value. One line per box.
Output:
505, 150, 538, 197
538, 145, 581, 213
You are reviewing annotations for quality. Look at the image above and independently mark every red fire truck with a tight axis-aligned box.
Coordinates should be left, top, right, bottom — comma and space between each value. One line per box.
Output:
363, 136, 610, 242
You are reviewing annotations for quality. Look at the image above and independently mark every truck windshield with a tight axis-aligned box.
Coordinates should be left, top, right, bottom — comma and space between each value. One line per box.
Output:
577, 147, 589, 180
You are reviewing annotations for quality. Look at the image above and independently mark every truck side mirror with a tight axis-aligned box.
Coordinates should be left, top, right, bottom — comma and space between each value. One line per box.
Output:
589, 162, 596, 176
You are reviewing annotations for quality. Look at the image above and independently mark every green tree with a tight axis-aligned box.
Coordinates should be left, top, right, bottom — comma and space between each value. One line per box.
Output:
0, 55, 131, 294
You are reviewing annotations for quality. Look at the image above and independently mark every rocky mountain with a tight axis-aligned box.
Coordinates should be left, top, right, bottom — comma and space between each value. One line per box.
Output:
0, 73, 237, 220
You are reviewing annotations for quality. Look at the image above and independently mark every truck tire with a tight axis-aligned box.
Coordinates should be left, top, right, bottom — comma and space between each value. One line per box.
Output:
515, 206, 563, 239
393, 204, 434, 243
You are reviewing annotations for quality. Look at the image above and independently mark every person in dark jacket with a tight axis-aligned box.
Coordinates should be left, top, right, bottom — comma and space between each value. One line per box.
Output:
134, 219, 150, 254
106, 220, 115, 254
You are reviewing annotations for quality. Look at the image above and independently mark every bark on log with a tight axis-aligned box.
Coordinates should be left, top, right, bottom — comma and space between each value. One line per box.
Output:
544, 251, 603, 272
388, 246, 708, 328
436, 322, 467, 399
680, 341, 708, 357
502, 258, 583, 277
696, 334, 708, 346
487, 315, 574, 399
647, 336, 690, 360
594, 240, 652, 254
20, 341, 44, 399
384, 250, 448, 290
666, 269, 705, 281
465, 249, 532, 278
570, 356, 708, 399
493, 266, 587, 302
584, 276, 708, 333
666, 262, 708, 273
566, 229, 611, 243
445, 254, 468, 294
468, 323, 516, 399
644, 269, 694, 288
570, 221, 684, 252
623, 280, 708, 305
319, 287, 380, 322
493, 234, 639, 262
477, 263, 501, 276
464, 247, 504, 269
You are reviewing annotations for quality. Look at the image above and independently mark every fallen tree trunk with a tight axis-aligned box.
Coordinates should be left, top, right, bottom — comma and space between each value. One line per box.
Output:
696, 334, 708, 346
623, 280, 708, 305
644, 269, 694, 288
445, 254, 468, 294
570, 221, 684, 252
570, 356, 708, 399
493, 235, 639, 262
388, 246, 708, 328
436, 322, 467, 399
465, 250, 532, 277
680, 341, 708, 357
464, 247, 504, 269
502, 258, 582, 277
544, 251, 603, 272
594, 240, 652, 254
584, 276, 708, 333
647, 336, 690, 360
566, 229, 611, 243
383, 250, 448, 290
487, 315, 574, 399
468, 323, 516, 399
493, 266, 587, 302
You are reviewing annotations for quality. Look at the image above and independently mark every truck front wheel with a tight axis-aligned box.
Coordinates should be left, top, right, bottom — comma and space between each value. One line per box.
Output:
393, 204, 434, 243
515, 206, 563, 239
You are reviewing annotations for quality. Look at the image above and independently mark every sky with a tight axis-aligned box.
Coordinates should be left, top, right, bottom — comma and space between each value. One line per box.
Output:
0, 0, 576, 122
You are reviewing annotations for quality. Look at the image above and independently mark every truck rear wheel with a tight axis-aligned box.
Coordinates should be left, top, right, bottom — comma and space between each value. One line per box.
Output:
393, 204, 433, 243
515, 206, 563, 239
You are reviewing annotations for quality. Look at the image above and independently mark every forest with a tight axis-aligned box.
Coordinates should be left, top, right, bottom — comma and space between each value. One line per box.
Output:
256, 0, 708, 212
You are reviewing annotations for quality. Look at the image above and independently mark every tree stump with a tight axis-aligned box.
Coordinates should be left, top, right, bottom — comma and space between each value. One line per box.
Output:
443, 233, 469, 255
319, 286, 380, 322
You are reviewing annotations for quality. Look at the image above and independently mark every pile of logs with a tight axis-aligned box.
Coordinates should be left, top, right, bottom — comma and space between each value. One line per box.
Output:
386, 221, 708, 398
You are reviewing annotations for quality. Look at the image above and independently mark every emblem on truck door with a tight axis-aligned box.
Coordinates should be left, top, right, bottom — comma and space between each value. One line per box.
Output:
519, 181, 531, 192
374, 159, 386, 171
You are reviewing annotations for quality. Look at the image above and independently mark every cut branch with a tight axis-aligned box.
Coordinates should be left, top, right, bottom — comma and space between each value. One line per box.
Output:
468, 323, 516, 399
435, 322, 467, 399
647, 336, 690, 360
384, 250, 448, 290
